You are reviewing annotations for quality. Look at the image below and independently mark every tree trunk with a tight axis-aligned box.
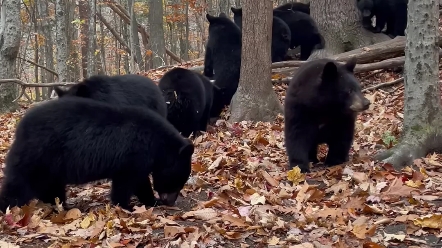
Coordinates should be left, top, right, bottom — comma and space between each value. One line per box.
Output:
229, 0, 282, 122
374, 0, 442, 169
0, 0, 20, 113
87, 0, 97, 75
37, 0, 55, 99
78, 0, 90, 78
55, 0, 69, 84
219, 0, 230, 15
98, 5, 107, 74
127, 0, 144, 72
33, 3, 41, 102
308, 0, 390, 59
148, 0, 166, 68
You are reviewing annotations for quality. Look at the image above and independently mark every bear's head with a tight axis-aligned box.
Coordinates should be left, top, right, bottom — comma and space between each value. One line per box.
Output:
230, 7, 242, 16
206, 13, 236, 32
54, 75, 110, 99
152, 139, 194, 206
320, 58, 370, 113
356, 0, 374, 17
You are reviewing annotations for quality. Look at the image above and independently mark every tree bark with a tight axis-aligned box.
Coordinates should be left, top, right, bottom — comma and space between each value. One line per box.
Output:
374, 0, 442, 170
55, 0, 69, 84
148, 0, 166, 68
78, 0, 90, 78
0, 0, 20, 113
37, 0, 55, 99
128, 0, 144, 72
229, 0, 283, 122
308, 0, 391, 59
87, 0, 97, 75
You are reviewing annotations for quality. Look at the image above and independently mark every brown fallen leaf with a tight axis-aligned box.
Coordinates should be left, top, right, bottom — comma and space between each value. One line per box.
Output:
164, 225, 186, 239
181, 208, 218, 220
64, 208, 82, 221
413, 214, 442, 229
221, 214, 248, 227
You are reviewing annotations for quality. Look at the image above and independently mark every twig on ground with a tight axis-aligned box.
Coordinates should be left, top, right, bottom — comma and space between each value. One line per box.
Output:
362, 77, 404, 93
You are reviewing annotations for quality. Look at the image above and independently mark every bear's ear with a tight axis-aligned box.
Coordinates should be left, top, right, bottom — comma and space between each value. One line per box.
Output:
74, 84, 91, 98
206, 13, 215, 23
345, 58, 357, 72
322, 61, 338, 79
231, 7, 241, 14
179, 140, 195, 157
54, 87, 66, 97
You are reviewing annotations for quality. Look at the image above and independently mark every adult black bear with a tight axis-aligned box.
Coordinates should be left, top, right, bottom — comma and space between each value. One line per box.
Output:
356, 0, 408, 38
55, 74, 167, 118
0, 97, 194, 212
272, 9, 324, 60
284, 58, 370, 173
204, 13, 242, 118
274, 2, 310, 15
231, 7, 291, 63
159, 68, 214, 137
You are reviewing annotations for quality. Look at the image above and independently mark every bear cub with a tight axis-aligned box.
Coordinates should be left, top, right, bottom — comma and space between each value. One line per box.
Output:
55, 74, 167, 117
0, 97, 194, 212
272, 9, 324, 60
204, 13, 242, 118
284, 58, 370, 173
356, 0, 408, 38
159, 68, 214, 137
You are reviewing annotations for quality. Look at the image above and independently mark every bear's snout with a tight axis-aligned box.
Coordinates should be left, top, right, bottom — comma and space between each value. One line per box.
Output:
349, 94, 371, 112
160, 192, 180, 206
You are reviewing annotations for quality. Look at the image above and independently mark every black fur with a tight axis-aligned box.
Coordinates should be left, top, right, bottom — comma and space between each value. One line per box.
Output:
159, 68, 213, 137
204, 13, 242, 118
231, 7, 291, 63
356, 0, 408, 37
274, 2, 310, 15
55, 74, 167, 118
273, 9, 324, 60
284, 58, 370, 173
0, 97, 194, 212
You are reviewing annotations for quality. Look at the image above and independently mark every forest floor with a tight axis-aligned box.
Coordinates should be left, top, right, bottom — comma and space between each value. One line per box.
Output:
1, 64, 442, 248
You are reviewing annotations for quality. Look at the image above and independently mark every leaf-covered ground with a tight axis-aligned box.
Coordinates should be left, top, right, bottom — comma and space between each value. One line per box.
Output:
1, 64, 442, 248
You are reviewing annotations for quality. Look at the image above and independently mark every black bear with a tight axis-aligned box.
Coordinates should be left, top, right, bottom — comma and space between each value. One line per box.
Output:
272, 9, 324, 60
204, 13, 242, 118
55, 74, 167, 118
231, 7, 291, 63
159, 68, 214, 137
356, 0, 408, 38
0, 97, 194, 212
274, 2, 310, 15
284, 58, 370, 173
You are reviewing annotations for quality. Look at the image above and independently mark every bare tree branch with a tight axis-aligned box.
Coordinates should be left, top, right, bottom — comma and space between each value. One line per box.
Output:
17, 56, 59, 77
0, 79, 76, 102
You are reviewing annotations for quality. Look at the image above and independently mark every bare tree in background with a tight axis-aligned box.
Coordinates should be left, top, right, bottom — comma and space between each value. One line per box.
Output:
375, 0, 442, 168
87, 0, 97, 75
229, 0, 282, 122
55, 0, 69, 84
149, 0, 166, 68
0, 0, 20, 113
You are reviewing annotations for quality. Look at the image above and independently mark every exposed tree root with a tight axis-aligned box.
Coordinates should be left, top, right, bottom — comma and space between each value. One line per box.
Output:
375, 122, 442, 170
